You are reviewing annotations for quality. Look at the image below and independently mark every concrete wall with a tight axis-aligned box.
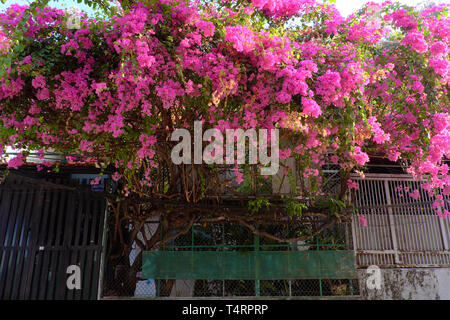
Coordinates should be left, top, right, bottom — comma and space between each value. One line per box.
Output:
358, 268, 450, 300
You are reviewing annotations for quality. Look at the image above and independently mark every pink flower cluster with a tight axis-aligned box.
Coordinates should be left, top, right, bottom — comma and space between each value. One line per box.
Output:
351, 146, 370, 166
0, 0, 448, 212
251, 0, 316, 20
401, 31, 428, 53
430, 41, 447, 57
301, 97, 322, 118
368, 116, 390, 144
224, 26, 256, 54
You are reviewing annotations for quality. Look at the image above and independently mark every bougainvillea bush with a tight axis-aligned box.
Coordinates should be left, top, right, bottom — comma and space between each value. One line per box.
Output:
0, 0, 449, 243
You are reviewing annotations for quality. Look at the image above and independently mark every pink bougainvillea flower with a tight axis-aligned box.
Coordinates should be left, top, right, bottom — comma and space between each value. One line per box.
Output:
430, 41, 447, 57
7, 154, 24, 169
347, 179, 359, 190
31, 75, 46, 89
409, 189, 420, 200
302, 97, 322, 118
401, 31, 428, 53
359, 214, 367, 227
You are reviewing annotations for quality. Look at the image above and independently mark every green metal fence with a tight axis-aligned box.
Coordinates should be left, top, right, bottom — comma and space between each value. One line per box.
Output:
141, 222, 359, 298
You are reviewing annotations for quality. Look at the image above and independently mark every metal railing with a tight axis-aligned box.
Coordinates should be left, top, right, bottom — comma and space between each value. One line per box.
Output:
109, 221, 359, 298
351, 174, 450, 267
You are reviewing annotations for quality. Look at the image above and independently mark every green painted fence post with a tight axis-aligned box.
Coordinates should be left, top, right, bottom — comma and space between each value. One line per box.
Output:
222, 224, 225, 298
254, 228, 260, 297
157, 220, 162, 297
190, 225, 194, 297
287, 223, 292, 297
317, 236, 323, 297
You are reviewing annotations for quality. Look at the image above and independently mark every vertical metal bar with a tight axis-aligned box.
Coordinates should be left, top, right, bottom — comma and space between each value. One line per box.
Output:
410, 181, 424, 256
157, 279, 160, 297
190, 225, 194, 297
58, 190, 76, 300
402, 181, 414, 252
47, 189, 69, 300
351, 181, 359, 266
96, 200, 109, 300
30, 188, 52, 300
67, 190, 84, 300
408, 180, 423, 264
2, 188, 25, 300
191, 224, 194, 249
254, 228, 260, 297
368, 181, 377, 251
374, 180, 387, 252
22, 187, 44, 299
0, 189, 13, 249
439, 214, 449, 250
429, 204, 443, 253
287, 223, 291, 298
91, 197, 106, 299
349, 279, 354, 296
390, 181, 403, 258
77, 193, 92, 300
222, 224, 225, 298
38, 189, 60, 300
316, 236, 322, 296
15, 188, 37, 299
415, 181, 432, 250
0, 190, 17, 299
374, 180, 387, 251
420, 186, 437, 264
400, 180, 413, 263
83, 196, 99, 300
374, 179, 385, 256
430, 200, 443, 252
359, 179, 369, 252
384, 180, 400, 264
157, 217, 162, 298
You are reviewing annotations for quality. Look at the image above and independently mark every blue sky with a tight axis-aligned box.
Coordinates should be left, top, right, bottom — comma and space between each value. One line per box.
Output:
335, 0, 446, 16
0, 0, 100, 15
0, 0, 447, 17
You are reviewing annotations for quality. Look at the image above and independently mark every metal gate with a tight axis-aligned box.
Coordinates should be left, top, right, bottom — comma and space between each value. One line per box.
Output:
136, 222, 359, 298
351, 173, 450, 267
0, 172, 107, 300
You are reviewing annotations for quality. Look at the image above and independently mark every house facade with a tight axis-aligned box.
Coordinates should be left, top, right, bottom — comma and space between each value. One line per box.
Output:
0, 162, 449, 299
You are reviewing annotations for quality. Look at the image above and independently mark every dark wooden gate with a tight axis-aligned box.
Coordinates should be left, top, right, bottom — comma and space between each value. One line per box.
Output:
0, 172, 106, 300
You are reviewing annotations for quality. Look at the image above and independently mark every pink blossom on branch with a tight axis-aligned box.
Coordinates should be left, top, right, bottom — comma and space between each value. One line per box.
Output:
0, 0, 448, 217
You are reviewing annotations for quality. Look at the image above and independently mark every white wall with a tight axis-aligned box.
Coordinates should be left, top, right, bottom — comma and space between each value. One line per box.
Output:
358, 268, 450, 300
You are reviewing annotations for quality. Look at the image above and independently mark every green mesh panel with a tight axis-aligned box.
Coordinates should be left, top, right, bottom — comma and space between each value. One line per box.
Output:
142, 250, 356, 280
